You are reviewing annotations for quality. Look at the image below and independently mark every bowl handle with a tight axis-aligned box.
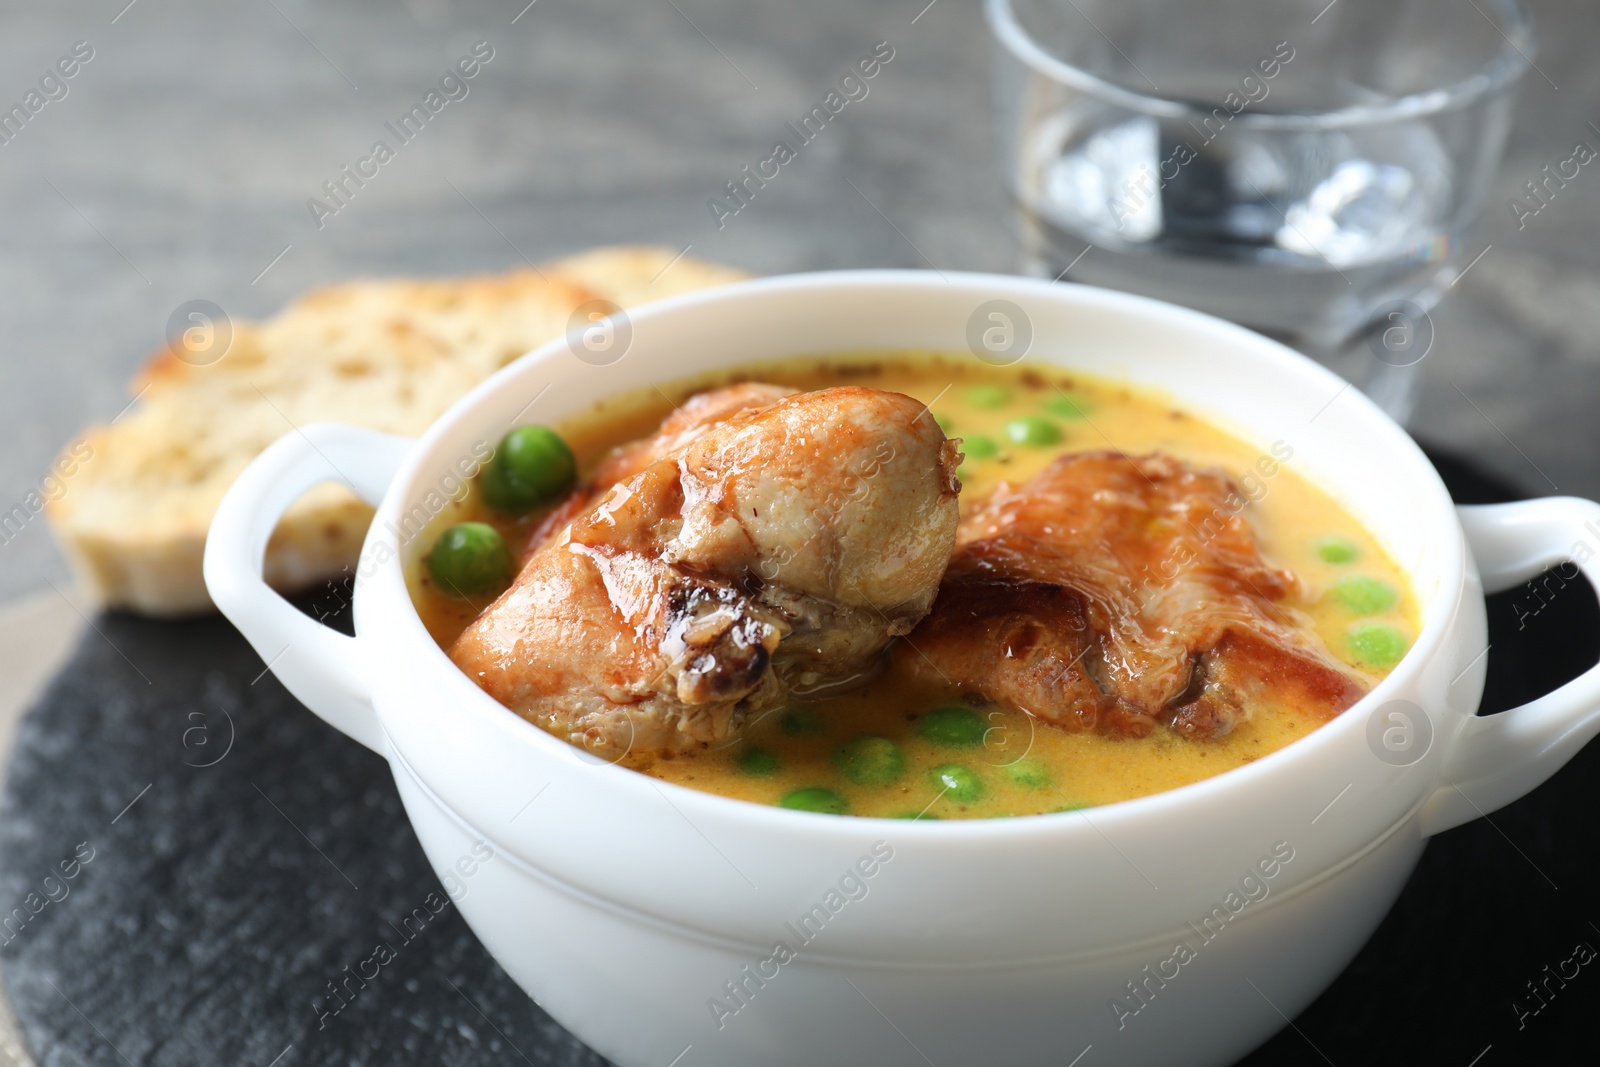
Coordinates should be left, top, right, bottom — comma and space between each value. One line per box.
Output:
203, 423, 414, 755
1419, 498, 1600, 835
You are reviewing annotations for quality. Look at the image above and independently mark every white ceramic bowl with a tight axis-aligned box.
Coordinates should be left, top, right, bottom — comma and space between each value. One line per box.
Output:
204, 272, 1600, 1067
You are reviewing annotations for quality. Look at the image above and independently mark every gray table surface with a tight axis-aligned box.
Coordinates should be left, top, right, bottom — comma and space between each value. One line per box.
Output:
3, 0, 1600, 607
0, 0, 1598, 1063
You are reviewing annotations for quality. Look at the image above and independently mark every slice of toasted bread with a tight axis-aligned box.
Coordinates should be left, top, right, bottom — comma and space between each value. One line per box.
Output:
546, 245, 751, 307
46, 246, 750, 616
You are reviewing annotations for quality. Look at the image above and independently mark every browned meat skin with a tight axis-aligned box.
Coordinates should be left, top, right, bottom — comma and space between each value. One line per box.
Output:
594, 381, 797, 488
521, 382, 795, 560
900, 451, 1365, 739
452, 386, 962, 759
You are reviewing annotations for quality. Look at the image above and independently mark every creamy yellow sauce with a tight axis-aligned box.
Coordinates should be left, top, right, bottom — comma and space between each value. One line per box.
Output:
411, 354, 1417, 819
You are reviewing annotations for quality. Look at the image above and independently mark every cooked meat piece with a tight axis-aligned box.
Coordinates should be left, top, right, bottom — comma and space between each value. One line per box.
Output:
521, 382, 794, 559
452, 386, 962, 759
595, 381, 797, 489
899, 451, 1365, 739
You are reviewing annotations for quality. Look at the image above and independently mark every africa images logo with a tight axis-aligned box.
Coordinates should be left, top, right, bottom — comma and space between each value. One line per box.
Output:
706, 41, 895, 229
306, 42, 496, 229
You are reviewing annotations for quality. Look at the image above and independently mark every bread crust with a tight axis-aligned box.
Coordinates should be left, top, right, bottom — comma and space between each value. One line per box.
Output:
44, 246, 750, 616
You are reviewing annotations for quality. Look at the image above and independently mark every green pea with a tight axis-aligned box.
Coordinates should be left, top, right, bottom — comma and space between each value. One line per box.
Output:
917, 706, 986, 747
1315, 535, 1360, 565
427, 523, 512, 597
962, 434, 1000, 459
1331, 576, 1397, 615
1004, 758, 1052, 790
931, 764, 984, 803
779, 707, 824, 735
739, 748, 778, 776
1043, 394, 1092, 419
480, 425, 577, 513
1004, 415, 1062, 447
780, 787, 848, 815
933, 413, 955, 434
835, 737, 905, 786
1347, 623, 1409, 668
966, 384, 1011, 409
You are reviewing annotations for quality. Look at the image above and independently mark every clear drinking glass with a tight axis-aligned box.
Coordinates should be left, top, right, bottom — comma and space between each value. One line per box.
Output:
987, 0, 1533, 423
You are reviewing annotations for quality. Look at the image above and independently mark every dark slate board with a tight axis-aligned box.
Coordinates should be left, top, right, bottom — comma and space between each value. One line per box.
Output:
3, 446, 1599, 1067
0, 599, 611, 1067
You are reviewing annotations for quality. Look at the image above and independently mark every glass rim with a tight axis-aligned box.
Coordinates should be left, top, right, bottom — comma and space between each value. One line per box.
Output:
986, 0, 1535, 130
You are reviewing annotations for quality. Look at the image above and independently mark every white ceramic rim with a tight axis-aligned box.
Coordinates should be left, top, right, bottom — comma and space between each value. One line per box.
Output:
355, 269, 1463, 844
